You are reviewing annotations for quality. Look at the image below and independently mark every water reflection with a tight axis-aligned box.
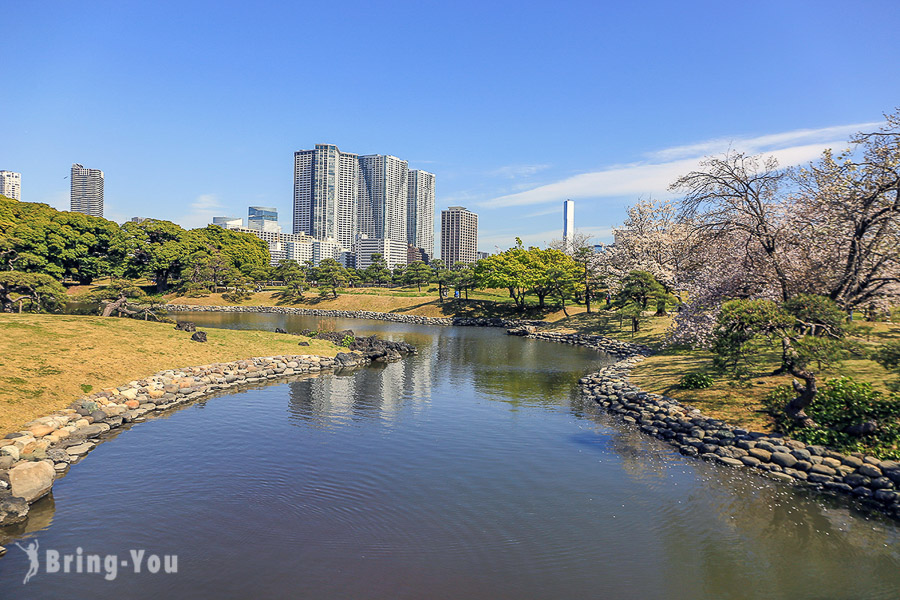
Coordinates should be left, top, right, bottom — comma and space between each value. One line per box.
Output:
18, 310, 889, 599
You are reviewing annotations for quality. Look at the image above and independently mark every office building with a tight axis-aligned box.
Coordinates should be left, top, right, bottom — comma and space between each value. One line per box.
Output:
248, 206, 280, 232
0, 171, 21, 200
293, 144, 358, 251
407, 170, 435, 261
358, 154, 408, 244
70, 164, 104, 217
563, 199, 574, 251
212, 216, 243, 228
440, 206, 478, 265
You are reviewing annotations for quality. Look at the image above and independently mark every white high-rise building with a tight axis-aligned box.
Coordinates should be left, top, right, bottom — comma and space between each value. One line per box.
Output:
0, 171, 21, 200
407, 170, 435, 261
563, 199, 575, 251
359, 154, 408, 244
356, 236, 408, 270
440, 206, 478, 265
70, 164, 104, 217
294, 144, 434, 261
293, 144, 358, 251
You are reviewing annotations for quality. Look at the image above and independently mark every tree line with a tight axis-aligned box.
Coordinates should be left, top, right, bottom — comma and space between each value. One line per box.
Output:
0, 197, 270, 311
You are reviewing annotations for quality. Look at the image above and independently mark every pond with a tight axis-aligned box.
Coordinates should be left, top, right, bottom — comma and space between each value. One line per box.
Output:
1, 312, 898, 599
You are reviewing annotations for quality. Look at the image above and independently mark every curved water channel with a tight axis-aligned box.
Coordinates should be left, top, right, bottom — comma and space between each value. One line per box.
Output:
1, 312, 899, 598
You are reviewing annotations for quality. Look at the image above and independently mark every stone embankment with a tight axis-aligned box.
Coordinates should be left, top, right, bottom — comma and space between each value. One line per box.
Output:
0, 344, 414, 534
509, 327, 652, 358
166, 303, 546, 329
514, 328, 900, 520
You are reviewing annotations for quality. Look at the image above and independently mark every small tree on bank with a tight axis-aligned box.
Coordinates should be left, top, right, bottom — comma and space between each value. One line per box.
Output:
317, 259, 349, 299
710, 295, 850, 427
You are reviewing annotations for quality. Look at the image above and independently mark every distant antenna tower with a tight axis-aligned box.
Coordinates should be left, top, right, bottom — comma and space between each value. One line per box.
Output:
563, 199, 575, 251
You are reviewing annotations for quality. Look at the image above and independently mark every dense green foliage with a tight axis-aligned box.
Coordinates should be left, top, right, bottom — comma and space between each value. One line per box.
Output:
192, 225, 270, 273
612, 271, 670, 332
316, 258, 349, 298
711, 299, 793, 375
764, 377, 900, 458
679, 373, 714, 389
406, 261, 432, 291
0, 271, 69, 312
473, 240, 583, 311
710, 295, 850, 378
0, 196, 126, 283
0, 196, 271, 301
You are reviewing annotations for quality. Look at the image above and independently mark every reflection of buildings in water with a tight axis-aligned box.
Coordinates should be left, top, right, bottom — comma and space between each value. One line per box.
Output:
404, 347, 432, 410
287, 353, 433, 426
288, 374, 359, 427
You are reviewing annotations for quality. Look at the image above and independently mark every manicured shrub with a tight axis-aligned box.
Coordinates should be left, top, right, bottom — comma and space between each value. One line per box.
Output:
764, 376, 900, 458
680, 373, 714, 389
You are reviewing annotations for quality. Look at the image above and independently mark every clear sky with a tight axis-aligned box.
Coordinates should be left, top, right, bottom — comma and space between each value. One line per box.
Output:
3, 0, 899, 254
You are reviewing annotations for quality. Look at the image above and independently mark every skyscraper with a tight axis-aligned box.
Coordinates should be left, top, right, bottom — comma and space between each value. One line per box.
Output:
407, 170, 435, 261
0, 171, 21, 200
294, 144, 435, 261
293, 144, 359, 251
440, 206, 478, 265
70, 164, 104, 217
358, 154, 408, 244
563, 199, 574, 251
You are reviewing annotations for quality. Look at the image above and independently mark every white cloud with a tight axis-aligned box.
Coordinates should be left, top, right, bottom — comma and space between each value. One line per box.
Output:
489, 164, 551, 179
178, 194, 224, 229
480, 122, 883, 209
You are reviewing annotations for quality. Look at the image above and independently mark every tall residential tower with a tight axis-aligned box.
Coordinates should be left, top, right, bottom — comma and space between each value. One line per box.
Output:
440, 206, 478, 265
294, 144, 436, 261
70, 164, 104, 217
358, 154, 408, 244
407, 170, 435, 261
293, 144, 359, 250
0, 171, 21, 200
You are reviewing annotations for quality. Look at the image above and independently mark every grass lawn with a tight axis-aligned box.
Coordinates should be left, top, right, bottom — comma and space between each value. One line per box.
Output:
0, 314, 338, 434
546, 310, 900, 434
631, 321, 900, 433
164, 286, 586, 321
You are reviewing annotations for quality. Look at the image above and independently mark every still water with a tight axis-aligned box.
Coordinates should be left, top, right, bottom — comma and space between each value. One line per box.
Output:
1, 312, 899, 599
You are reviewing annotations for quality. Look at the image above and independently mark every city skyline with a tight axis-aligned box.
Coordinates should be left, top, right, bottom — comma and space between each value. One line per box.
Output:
2, 2, 899, 251
293, 144, 435, 258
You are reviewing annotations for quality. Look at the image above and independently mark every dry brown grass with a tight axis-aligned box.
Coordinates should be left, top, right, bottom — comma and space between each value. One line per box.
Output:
166, 291, 451, 316
165, 288, 577, 320
0, 314, 338, 433
544, 309, 673, 348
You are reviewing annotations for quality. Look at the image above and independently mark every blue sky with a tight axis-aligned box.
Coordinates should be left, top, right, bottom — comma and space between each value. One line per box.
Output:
3, 0, 899, 254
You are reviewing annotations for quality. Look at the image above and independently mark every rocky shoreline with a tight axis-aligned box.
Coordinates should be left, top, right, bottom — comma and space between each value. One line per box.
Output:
166, 303, 546, 329
518, 328, 900, 520
0, 341, 416, 546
